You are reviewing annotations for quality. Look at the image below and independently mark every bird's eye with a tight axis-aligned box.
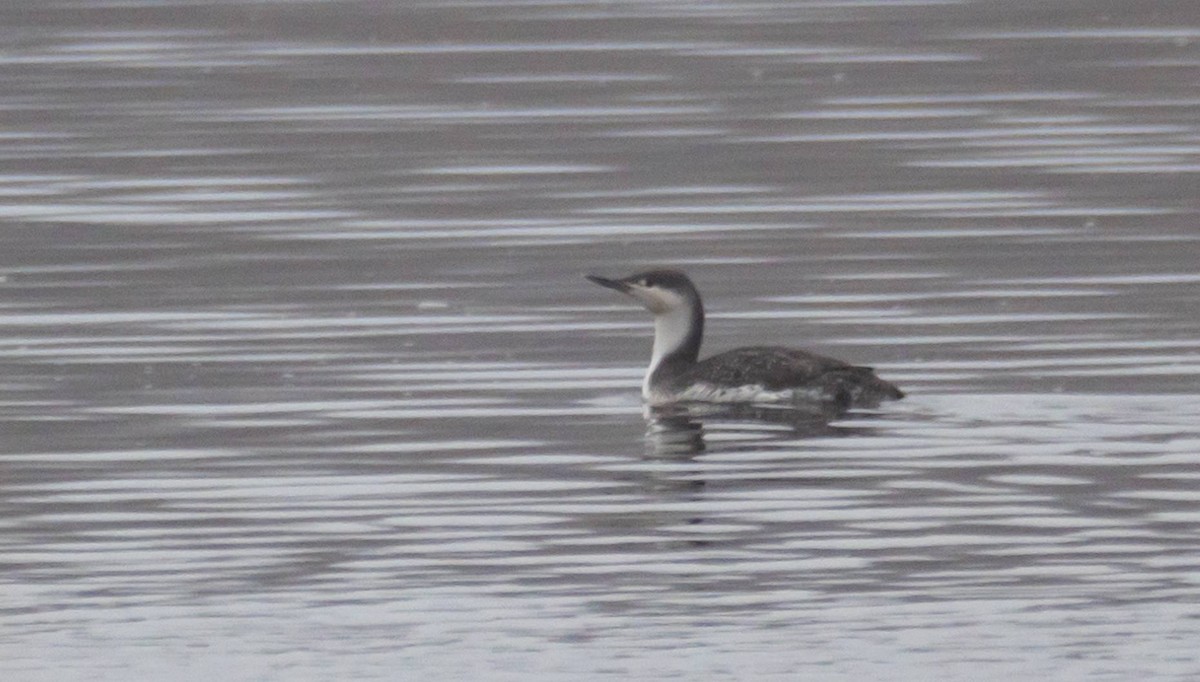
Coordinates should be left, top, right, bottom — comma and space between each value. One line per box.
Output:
640, 278, 651, 287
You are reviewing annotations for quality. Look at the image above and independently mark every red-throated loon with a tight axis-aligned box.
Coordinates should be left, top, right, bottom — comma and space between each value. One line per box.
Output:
587, 269, 904, 409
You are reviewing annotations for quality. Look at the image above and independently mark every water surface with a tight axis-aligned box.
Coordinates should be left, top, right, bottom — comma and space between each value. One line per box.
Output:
2, 1, 1199, 680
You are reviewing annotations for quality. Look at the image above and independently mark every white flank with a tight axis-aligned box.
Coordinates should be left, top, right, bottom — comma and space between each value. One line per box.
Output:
647, 382, 797, 406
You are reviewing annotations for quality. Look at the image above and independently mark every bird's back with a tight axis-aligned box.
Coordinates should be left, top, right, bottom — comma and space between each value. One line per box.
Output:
659, 346, 903, 408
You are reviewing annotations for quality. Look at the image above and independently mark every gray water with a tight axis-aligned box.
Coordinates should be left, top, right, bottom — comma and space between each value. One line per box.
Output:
2, 1, 1200, 680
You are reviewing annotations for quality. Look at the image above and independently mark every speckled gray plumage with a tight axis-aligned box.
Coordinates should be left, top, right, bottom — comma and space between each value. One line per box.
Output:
657, 346, 904, 408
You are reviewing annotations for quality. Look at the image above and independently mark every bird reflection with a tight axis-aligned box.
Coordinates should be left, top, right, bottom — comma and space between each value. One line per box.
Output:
629, 403, 892, 553
643, 401, 875, 457
645, 412, 708, 457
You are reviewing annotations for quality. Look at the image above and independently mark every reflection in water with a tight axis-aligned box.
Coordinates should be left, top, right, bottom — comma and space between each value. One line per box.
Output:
645, 412, 708, 457
644, 402, 879, 457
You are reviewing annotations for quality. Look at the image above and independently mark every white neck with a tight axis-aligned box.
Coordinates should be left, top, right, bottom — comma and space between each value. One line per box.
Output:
643, 307, 694, 398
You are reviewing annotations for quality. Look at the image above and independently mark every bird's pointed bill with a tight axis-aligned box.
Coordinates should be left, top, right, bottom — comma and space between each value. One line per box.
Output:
586, 274, 631, 292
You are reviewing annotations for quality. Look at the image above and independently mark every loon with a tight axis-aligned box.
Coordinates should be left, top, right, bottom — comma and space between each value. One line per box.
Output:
587, 269, 904, 409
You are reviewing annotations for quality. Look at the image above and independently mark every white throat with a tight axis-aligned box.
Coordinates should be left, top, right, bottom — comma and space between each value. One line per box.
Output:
643, 306, 694, 398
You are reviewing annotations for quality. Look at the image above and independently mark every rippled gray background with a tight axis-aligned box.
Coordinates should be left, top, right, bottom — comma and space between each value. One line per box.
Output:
2, 1, 1199, 680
